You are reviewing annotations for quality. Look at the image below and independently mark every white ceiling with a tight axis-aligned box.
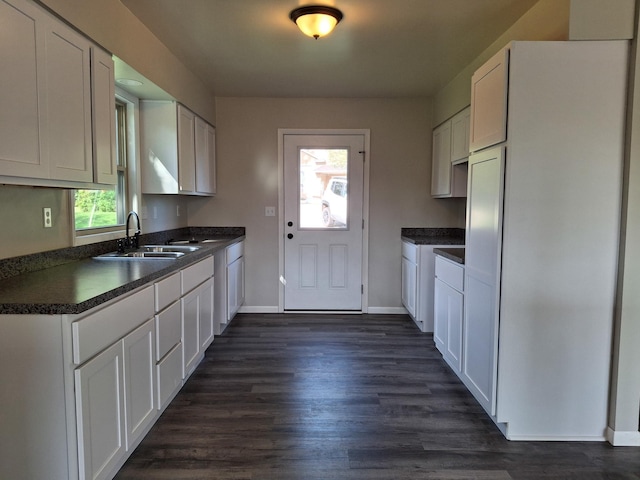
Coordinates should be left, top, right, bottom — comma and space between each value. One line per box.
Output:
118, 0, 539, 98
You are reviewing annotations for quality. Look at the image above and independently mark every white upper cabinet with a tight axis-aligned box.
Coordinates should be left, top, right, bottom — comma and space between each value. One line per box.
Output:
177, 104, 196, 194
469, 48, 509, 153
450, 107, 470, 163
0, 0, 47, 179
195, 117, 217, 195
430, 120, 452, 197
141, 101, 216, 196
45, 18, 93, 183
91, 46, 117, 185
431, 106, 469, 198
0, 0, 116, 187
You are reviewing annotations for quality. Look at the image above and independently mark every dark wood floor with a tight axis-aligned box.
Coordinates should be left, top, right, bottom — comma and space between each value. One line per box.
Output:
115, 314, 640, 480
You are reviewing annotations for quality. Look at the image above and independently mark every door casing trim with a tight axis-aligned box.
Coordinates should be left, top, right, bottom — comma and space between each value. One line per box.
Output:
277, 129, 371, 313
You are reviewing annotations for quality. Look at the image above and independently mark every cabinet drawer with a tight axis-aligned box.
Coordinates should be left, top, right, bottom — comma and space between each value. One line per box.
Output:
181, 256, 214, 294
155, 300, 181, 361
226, 240, 244, 265
155, 272, 180, 312
156, 342, 183, 411
435, 256, 464, 292
72, 286, 154, 365
401, 241, 417, 263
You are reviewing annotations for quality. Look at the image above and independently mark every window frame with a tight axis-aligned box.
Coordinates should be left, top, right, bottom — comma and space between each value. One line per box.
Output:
72, 88, 140, 246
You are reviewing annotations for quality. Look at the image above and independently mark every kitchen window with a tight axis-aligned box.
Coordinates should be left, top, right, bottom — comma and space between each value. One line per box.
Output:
73, 89, 139, 245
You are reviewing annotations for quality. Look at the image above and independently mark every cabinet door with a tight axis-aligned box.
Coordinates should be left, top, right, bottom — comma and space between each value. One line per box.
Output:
195, 118, 216, 195
401, 256, 417, 318
199, 277, 214, 350
434, 279, 463, 373
177, 104, 196, 194
156, 300, 181, 361
123, 318, 156, 450
75, 341, 126, 480
433, 278, 447, 354
227, 256, 244, 322
450, 107, 470, 163
0, 0, 48, 179
430, 120, 451, 197
44, 18, 93, 182
91, 46, 116, 185
470, 47, 509, 152
182, 286, 200, 378
463, 146, 505, 415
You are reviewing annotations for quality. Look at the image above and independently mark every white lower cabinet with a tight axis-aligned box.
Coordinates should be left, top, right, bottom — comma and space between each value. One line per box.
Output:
181, 256, 215, 378
182, 285, 201, 377
0, 252, 224, 480
214, 240, 245, 334
401, 241, 459, 332
123, 319, 156, 449
227, 256, 244, 321
157, 342, 183, 410
75, 341, 126, 480
433, 256, 464, 373
199, 277, 215, 349
75, 317, 156, 480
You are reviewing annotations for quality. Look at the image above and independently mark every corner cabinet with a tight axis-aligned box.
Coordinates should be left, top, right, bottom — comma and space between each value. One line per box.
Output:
0, 0, 116, 188
401, 240, 458, 333
140, 101, 216, 196
214, 240, 245, 334
431, 107, 469, 198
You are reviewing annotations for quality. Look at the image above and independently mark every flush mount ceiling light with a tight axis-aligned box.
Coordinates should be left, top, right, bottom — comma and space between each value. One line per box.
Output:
289, 5, 343, 39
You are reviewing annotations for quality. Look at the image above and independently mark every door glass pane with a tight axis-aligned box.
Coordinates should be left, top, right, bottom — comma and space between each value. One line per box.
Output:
299, 148, 348, 229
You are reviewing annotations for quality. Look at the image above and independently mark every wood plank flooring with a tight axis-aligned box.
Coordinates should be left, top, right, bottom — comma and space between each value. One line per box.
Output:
115, 314, 640, 480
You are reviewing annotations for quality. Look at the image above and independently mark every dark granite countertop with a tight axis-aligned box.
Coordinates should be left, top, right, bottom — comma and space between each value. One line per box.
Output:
433, 247, 465, 265
401, 227, 465, 246
0, 227, 244, 315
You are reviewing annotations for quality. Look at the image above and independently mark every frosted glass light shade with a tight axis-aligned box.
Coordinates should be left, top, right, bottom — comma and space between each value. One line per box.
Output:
290, 6, 343, 39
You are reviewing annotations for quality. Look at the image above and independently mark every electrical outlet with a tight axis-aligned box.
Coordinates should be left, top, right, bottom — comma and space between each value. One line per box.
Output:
265, 206, 276, 217
43, 207, 52, 228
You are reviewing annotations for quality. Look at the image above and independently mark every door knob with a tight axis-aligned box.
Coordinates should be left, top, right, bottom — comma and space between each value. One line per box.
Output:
287, 233, 294, 239
287, 221, 293, 227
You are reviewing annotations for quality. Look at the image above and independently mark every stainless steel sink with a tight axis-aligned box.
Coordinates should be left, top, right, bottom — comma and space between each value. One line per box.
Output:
141, 245, 201, 252
96, 251, 185, 259
95, 244, 201, 260
169, 238, 228, 244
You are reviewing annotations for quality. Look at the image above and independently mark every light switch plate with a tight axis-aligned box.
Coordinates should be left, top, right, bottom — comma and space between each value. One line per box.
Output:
265, 206, 276, 217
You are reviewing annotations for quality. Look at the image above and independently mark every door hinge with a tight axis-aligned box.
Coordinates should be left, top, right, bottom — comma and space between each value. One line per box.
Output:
361, 284, 364, 294
362, 219, 365, 229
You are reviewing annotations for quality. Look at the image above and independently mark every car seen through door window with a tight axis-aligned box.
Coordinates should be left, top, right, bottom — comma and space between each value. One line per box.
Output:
321, 176, 347, 227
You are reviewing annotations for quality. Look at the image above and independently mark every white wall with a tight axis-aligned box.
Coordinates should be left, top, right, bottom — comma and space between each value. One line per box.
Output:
188, 97, 465, 310
433, 0, 571, 125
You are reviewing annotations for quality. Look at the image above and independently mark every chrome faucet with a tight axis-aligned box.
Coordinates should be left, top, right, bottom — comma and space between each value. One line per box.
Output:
126, 211, 141, 249
117, 211, 141, 252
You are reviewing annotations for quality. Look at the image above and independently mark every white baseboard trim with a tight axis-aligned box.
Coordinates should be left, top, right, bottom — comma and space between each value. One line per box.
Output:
606, 427, 640, 446
367, 307, 409, 315
238, 306, 279, 314
237, 306, 411, 315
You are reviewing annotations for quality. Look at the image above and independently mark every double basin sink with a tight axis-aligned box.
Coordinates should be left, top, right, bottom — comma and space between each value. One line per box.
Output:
96, 245, 201, 260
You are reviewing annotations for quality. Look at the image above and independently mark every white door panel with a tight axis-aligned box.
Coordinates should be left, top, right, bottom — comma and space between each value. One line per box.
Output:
283, 133, 364, 311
